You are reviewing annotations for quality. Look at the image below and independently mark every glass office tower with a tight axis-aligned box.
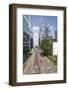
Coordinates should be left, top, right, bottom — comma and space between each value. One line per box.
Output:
23, 15, 33, 63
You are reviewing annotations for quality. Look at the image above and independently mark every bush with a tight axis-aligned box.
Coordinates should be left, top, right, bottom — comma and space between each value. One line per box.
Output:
48, 55, 57, 65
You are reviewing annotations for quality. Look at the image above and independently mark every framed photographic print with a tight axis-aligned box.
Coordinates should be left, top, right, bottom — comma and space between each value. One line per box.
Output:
9, 4, 66, 86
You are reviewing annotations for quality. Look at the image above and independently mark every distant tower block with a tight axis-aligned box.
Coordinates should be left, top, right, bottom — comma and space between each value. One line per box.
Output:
32, 26, 39, 48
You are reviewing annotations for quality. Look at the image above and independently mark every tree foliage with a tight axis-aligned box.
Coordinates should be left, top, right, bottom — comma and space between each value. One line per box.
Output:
40, 39, 53, 56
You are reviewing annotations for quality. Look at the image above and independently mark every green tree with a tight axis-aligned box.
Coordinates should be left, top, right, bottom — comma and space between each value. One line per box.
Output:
40, 39, 53, 56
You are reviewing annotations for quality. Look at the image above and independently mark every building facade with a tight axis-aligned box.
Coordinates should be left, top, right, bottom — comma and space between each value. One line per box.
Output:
39, 23, 57, 56
23, 15, 33, 63
39, 23, 51, 44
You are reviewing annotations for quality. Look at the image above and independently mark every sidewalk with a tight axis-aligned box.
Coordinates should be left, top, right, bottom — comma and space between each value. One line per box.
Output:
23, 48, 57, 74
23, 49, 36, 74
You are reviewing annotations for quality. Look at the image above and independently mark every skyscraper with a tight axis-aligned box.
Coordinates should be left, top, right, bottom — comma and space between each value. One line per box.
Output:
23, 15, 33, 63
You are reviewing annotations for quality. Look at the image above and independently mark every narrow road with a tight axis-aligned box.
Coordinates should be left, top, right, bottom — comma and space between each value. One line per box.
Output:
23, 48, 57, 75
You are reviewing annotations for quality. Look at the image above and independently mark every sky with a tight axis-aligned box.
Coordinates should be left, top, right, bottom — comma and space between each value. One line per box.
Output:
30, 15, 57, 31
30, 15, 57, 47
24, 15, 57, 47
